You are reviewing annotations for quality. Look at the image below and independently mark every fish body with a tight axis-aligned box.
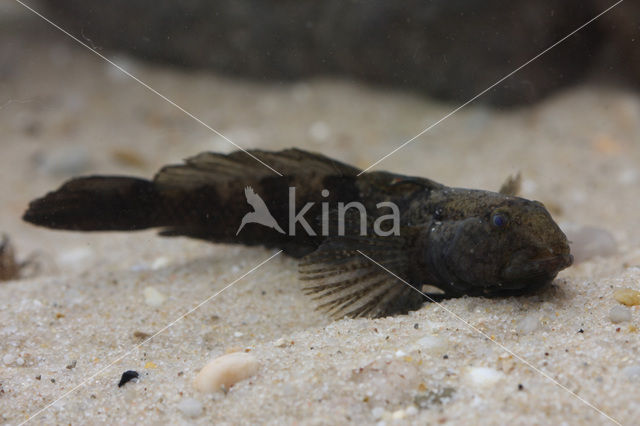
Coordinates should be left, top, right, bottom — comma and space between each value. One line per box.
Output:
23, 149, 572, 318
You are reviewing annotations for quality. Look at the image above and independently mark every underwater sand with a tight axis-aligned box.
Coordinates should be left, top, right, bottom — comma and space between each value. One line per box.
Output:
1, 9, 640, 426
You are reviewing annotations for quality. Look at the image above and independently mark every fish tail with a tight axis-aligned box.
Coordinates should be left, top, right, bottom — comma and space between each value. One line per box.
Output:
23, 176, 166, 231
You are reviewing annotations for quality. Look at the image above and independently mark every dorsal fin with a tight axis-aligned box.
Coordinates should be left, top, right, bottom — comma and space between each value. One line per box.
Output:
499, 172, 521, 196
154, 148, 359, 189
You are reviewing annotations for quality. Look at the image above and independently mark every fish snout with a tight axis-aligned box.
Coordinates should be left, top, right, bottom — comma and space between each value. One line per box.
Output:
501, 248, 573, 286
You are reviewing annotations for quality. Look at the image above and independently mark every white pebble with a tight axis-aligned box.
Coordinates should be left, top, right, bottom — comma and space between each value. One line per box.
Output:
371, 406, 385, 419
516, 314, 540, 334
176, 397, 203, 418
395, 350, 407, 358
234, 332, 244, 337
3, 353, 15, 365
391, 409, 405, 420
151, 257, 170, 270
609, 305, 632, 323
144, 286, 167, 307
193, 352, 259, 393
16, 357, 25, 366
465, 367, 504, 388
57, 247, 93, 266
413, 335, 448, 356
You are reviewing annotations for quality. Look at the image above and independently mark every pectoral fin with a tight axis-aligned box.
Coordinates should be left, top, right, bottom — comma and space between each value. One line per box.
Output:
299, 234, 424, 319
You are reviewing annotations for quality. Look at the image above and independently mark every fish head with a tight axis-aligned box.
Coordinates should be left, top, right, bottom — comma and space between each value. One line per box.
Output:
427, 190, 572, 293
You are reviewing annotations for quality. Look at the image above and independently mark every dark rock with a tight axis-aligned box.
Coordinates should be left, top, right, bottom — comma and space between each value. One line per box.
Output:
42, 0, 605, 106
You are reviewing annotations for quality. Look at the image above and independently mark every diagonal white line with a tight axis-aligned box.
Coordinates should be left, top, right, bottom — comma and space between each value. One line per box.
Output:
356, 250, 621, 426
13, 0, 283, 177
357, 0, 625, 175
18, 250, 283, 426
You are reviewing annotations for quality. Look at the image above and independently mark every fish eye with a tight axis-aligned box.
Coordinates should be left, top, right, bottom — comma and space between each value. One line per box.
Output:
491, 212, 508, 228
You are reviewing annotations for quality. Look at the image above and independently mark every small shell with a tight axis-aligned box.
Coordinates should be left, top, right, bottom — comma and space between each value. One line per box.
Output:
193, 352, 259, 393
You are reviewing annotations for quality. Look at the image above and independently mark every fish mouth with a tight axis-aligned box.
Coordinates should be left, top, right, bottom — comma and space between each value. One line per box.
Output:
500, 252, 573, 288
531, 254, 573, 271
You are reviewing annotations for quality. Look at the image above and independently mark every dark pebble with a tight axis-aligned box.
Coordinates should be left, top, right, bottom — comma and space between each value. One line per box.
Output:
118, 370, 139, 387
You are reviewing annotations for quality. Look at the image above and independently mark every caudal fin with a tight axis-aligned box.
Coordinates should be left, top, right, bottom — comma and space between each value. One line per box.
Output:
23, 176, 164, 231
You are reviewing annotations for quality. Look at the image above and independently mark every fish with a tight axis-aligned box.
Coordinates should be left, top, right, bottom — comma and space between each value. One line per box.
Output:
23, 148, 572, 318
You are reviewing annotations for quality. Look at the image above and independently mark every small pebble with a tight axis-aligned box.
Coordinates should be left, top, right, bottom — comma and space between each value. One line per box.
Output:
465, 367, 504, 388
413, 335, 448, 356
516, 314, 540, 334
391, 409, 406, 420
613, 288, 640, 306
193, 352, 259, 393
133, 331, 152, 340
3, 353, 15, 365
144, 286, 167, 307
57, 247, 93, 266
371, 407, 385, 419
177, 397, 203, 418
16, 357, 24, 366
273, 338, 288, 347
118, 370, 139, 387
150, 257, 170, 270
609, 305, 632, 323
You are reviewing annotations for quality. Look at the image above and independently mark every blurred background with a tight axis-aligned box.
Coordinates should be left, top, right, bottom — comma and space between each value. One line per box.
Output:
10, 0, 640, 106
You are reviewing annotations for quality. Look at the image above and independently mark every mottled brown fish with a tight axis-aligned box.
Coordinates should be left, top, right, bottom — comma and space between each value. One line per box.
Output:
23, 149, 572, 318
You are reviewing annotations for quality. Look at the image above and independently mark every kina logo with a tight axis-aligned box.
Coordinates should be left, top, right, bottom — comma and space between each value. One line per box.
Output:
236, 186, 285, 235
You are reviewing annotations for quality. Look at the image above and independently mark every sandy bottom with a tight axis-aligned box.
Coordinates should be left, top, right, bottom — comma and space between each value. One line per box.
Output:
1, 9, 640, 426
